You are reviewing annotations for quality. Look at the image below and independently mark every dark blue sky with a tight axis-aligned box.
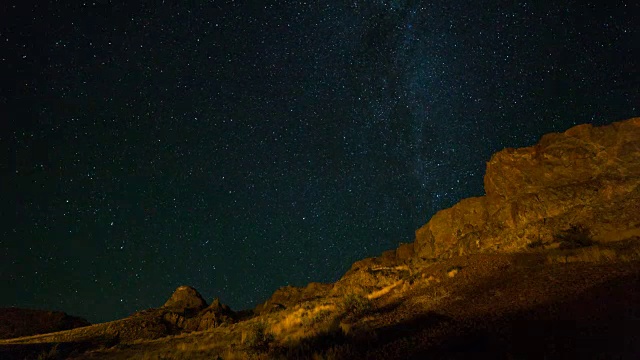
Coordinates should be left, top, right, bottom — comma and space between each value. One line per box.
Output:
2, 0, 637, 323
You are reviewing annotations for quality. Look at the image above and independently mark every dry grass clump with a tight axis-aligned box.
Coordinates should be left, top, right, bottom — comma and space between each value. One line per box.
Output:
527, 225, 595, 250
617, 245, 640, 261
527, 239, 546, 249
36, 344, 59, 360
341, 294, 372, 318
411, 287, 451, 309
546, 246, 618, 264
270, 304, 336, 336
275, 319, 348, 359
366, 280, 403, 300
240, 294, 377, 358
249, 321, 274, 351
545, 238, 640, 264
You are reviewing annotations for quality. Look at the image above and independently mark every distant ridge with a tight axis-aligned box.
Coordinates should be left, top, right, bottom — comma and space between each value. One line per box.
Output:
0, 308, 89, 339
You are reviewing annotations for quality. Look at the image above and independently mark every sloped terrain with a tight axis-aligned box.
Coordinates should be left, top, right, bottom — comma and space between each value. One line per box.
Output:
2, 118, 639, 359
0, 308, 89, 340
2, 240, 640, 359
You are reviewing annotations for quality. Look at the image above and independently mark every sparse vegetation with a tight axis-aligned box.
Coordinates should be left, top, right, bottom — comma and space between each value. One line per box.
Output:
412, 287, 451, 309
546, 246, 618, 264
36, 344, 59, 360
245, 321, 274, 352
555, 224, 594, 249
527, 238, 545, 249
269, 303, 337, 340
276, 319, 347, 359
341, 293, 372, 317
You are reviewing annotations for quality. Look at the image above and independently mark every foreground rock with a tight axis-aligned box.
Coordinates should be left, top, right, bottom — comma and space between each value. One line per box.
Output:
414, 117, 640, 260
0, 308, 89, 339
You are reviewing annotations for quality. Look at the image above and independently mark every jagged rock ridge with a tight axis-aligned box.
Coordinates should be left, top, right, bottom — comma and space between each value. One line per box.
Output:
414, 118, 640, 260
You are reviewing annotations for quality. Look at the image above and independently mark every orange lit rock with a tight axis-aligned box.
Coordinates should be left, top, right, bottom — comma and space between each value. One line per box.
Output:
414, 118, 640, 260
163, 285, 208, 313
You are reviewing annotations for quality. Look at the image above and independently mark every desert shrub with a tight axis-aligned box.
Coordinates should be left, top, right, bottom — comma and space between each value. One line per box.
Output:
246, 321, 274, 352
279, 319, 347, 359
527, 239, 545, 249
321, 343, 358, 360
305, 308, 332, 327
342, 294, 371, 317
413, 287, 451, 308
555, 225, 594, 249
36, 344, 60, 360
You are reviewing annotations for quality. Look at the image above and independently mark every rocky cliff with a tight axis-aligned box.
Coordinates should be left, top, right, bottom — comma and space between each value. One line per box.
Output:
252, 118, 640, 311
414, 118, 640, 260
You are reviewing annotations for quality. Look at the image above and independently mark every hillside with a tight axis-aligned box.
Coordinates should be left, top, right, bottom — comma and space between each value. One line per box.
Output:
0, 308, 89, 340
1, 117, 639, 359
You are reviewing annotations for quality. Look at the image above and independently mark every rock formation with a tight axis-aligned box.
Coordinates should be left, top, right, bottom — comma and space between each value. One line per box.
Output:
158, 287, 236, 333
2, 118, 640, 360
162, 286, 208, 314
414, 118, 640, 260
191, 298, 236, 330
252, 118, 640, 314
255, 282, 332, 314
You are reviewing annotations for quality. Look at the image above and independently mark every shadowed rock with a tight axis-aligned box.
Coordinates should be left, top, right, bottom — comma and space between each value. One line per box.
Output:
0, 308, 89, 339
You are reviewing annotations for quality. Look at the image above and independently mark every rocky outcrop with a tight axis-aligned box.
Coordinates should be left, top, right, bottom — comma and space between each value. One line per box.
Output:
118, 287, 238, 339
162, 286, 208, 314
190, 298, 236, 330
0, 308, 89, 339
414, 118, 640, 260
255, 282, 333, 314
161, 296, 237, 332
156, 287, 238, 333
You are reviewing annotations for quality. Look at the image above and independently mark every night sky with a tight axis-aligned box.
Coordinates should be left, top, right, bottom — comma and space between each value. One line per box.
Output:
2, 1, 637, 323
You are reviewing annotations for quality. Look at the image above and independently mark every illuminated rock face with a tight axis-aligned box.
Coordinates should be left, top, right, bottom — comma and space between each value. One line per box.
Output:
163, 285, 208, 313
254, 282, 333, 314
414, 118, 640, 260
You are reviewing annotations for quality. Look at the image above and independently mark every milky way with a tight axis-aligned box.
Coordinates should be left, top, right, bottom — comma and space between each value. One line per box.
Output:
3, 1, 637, 322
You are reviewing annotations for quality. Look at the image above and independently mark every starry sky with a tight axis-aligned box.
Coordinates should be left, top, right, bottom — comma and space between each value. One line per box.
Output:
2, 0, 638, 323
